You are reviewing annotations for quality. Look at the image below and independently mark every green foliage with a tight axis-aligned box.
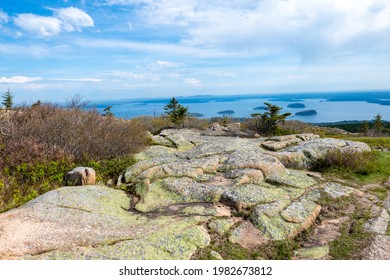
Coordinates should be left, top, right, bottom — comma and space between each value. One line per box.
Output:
102, 106, 115, 117
83, 156, 136, 183
373, 114, 384, 135
0, 159, 75, 213
312, 150, 378, 175
251, 102, 291, 135
1, 89, 13, 109
164, 97, 189, 126
313, 149, 390, 184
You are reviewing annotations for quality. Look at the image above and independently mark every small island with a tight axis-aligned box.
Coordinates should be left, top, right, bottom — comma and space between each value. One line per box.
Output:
253, 106, 267, 110
295, 110, 317, 116
287, 103, 306, 108
189, 113, 204, 117
217, 110, 235, 114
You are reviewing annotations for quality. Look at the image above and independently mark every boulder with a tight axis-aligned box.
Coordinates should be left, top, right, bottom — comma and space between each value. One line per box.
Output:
64, 167, 96, 186
273, 138, 371, 169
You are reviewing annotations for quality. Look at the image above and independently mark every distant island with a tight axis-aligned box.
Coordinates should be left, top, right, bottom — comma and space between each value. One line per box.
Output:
253, 106, 267, 110
217, 110, 235, 115
190, 113, 204, 117
295, 110, 317, 116
287, 103, 306, 108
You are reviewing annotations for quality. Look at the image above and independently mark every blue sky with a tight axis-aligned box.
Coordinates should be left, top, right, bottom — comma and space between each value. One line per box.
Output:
1, 0, 390, 103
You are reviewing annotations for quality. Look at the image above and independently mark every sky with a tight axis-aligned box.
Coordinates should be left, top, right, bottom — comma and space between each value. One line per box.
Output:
1, 0, 390, 103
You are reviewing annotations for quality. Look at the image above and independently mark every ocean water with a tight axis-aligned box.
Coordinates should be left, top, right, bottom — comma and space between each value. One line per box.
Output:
91, 92, 390, 123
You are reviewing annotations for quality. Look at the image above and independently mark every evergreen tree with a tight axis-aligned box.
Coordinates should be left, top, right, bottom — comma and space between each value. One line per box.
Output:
164, 97, 189, 126
102, 106, 114, 117
251, 102, 291, 135
1, 89, 13, 109
373, 114, 383, 135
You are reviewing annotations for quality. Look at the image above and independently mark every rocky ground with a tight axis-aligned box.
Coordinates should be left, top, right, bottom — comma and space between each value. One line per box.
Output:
0, 129, 389, 260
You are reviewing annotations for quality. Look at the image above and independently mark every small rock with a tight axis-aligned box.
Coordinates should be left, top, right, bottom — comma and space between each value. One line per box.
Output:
106, 179, 114, 187
64, 167, 96, 186
322, 182, 354, 198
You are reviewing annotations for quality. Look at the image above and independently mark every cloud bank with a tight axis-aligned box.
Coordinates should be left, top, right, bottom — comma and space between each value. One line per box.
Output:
103, 0, 390, 60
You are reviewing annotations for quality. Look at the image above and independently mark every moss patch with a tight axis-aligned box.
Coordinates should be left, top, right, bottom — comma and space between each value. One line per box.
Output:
329, 209, 374, 259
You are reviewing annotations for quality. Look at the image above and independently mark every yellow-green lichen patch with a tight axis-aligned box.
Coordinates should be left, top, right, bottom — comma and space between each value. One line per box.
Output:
208, 218, 236, 236
266, 169, 317, 189
294, 245, 329, 259
29, 216, 211, 260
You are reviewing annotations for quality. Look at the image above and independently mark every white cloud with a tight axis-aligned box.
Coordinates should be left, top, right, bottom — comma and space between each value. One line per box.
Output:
184, 78, 201, 86
0, 10, 9, 26
146, 60, 184, 70
14, 14, 62, 37
209, 70, 236, 77
50, 78, 102, 82
0, 76, 43, 83
14, 7, 94, 37
111, 71, 149, 80
53, 7, 94, 32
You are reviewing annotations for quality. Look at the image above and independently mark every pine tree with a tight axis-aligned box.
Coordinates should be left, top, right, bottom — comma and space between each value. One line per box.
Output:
1, 89, 13, 109
373, 114, 383, 136
164, 97, 189, 126
251, 102, 291, 135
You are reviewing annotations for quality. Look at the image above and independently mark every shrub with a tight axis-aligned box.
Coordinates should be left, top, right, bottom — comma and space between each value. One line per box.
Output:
311, 149, 377, 175
182, 117, 210, 130
133, 115, 173, 134
134, 115, 210, 134
0, 104, 147, 167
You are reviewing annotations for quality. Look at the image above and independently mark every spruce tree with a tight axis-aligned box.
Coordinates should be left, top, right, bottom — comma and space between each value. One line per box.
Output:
251, 102, 291, 135
1, 89, 13, 109
164, 97, 189, 126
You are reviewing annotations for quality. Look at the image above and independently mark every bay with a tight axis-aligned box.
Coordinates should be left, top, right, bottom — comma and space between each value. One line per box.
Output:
91, 91, 390, 123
